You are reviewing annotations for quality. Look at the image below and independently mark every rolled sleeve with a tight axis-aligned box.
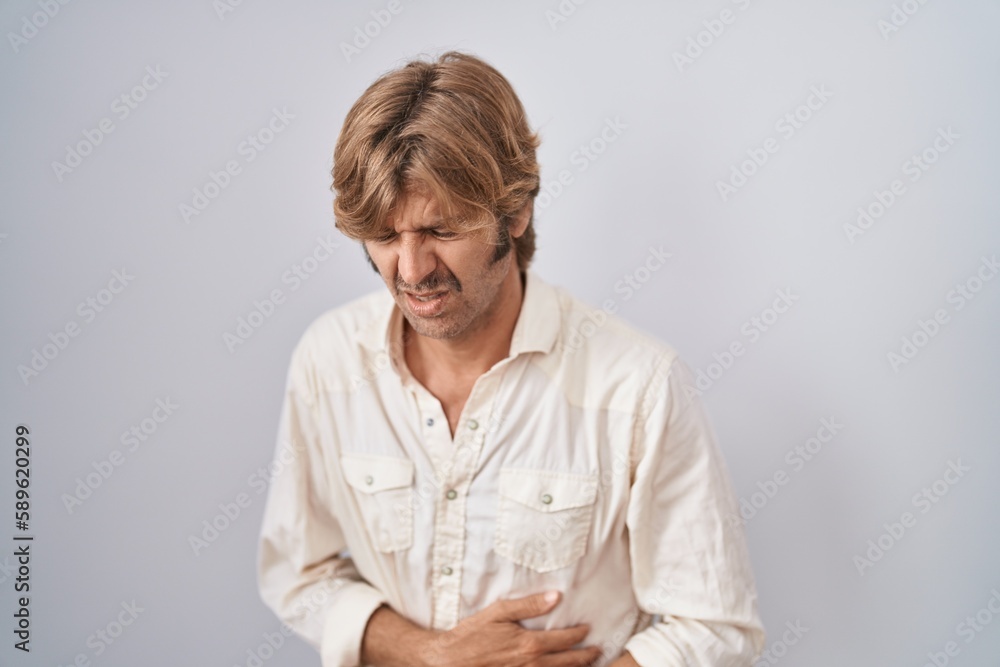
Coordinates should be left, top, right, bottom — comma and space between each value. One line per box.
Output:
257, 340, 388, 667
321, 585, 389, 667
623, 354, 766, 666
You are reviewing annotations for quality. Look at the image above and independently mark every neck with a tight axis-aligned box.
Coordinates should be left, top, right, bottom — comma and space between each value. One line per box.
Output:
404, 268, 525, 382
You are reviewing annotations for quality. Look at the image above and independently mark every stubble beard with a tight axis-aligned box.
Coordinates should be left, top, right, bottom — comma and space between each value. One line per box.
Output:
364, 218, 517, 341
398, 251, 512, 342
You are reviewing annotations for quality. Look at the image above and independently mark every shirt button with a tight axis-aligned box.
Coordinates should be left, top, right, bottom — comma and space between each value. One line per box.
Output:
446, 489, 457, 500
426, 418, 435, 427
441, 566, 453, 575
468, 419, 479, 430
365, 475, 374, 485
541, 493, 553, 504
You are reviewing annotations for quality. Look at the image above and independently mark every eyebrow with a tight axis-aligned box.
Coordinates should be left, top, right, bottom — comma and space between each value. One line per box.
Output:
372, 220, 457, 239
404, 216, 463, 231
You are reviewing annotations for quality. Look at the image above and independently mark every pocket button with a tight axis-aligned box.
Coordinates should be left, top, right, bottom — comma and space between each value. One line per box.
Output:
494, 468, 599, 573
340, 454, 415, 554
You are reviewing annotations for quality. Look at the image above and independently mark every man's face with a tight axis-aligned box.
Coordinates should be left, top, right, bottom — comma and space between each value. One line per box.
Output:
363, 187, 515, 341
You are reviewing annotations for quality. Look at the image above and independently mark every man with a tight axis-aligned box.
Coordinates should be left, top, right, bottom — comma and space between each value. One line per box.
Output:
257, 51, 765, 666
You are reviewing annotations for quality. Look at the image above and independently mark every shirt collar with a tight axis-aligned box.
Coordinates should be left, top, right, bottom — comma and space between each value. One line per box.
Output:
509, 269, 561, 356
358, 269, 562, 370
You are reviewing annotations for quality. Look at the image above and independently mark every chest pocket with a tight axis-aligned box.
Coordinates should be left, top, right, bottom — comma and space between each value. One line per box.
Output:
494, 468, 599, 573
340, 453, 415, 553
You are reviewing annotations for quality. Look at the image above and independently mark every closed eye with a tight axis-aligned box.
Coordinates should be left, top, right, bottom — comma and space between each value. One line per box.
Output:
372, 228, 459, 243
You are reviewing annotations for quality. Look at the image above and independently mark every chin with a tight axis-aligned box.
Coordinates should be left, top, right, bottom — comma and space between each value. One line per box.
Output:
409, 322, 459, 340
403, 313, 467, 340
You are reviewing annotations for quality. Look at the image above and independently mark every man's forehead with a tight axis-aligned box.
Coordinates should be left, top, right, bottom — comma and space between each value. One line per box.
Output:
390, 188, 439, 218
384, 188, 471, 230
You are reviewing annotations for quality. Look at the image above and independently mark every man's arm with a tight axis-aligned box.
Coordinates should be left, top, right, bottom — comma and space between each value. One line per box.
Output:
360, 605, 432, 667
621, 354, 766, 666
257, 341, 389, 667
608, 652, 640, 667
361, 592, 603, 667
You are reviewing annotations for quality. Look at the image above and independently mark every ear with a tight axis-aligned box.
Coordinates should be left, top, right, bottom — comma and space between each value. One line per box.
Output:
509, 201, 532, 239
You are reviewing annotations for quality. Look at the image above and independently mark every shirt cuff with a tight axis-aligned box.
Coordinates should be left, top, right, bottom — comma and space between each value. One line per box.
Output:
319, 581, 389, 667
623, 627, 687, 667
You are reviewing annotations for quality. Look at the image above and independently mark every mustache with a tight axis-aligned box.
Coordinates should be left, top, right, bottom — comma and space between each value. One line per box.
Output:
395, 270, 462, 294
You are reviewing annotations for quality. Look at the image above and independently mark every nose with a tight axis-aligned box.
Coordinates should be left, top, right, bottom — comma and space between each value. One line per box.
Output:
396, 234, 438, 287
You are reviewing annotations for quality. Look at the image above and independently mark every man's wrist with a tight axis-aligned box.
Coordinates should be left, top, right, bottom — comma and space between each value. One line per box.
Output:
609, 651, 641, 667
361, 604, 438, 667
412, 627, 451, 667
399, 619, 438, 667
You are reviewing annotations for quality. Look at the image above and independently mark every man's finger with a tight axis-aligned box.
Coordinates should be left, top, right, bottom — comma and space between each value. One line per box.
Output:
526, 624, 593, 653
489, 590, 562, 622
539, 645, 605, 667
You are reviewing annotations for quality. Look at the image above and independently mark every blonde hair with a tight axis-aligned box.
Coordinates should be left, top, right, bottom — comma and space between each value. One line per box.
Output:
331, 51, 541, 270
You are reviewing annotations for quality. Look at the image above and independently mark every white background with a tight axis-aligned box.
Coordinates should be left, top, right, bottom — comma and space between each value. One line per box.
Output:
2, 1, 999, 665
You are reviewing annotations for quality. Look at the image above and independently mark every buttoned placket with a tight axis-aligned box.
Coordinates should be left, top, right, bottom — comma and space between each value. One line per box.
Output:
405, 364, 509, 631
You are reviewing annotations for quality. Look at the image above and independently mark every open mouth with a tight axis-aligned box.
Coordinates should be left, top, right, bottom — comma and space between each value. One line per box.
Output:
409, 292, 445, 301
404, 290, 449, 316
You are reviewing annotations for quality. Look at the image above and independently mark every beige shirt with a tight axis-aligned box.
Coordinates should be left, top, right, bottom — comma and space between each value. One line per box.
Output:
257, 270, 765, 666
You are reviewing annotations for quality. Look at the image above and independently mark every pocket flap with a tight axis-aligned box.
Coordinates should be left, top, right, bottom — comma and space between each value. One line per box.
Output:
499, 468, 598, 512
340, 453, 414, 493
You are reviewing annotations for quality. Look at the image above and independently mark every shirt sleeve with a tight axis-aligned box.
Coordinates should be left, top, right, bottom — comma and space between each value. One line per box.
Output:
257, 339, 388, 667
622, 353, 766, 666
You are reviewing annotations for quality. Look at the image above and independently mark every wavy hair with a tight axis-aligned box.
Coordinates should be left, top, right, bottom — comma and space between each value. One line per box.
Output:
331, 51, 541, 270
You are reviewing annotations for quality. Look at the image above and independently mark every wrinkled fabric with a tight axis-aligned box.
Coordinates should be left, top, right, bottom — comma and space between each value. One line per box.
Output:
257, 270, 766, 667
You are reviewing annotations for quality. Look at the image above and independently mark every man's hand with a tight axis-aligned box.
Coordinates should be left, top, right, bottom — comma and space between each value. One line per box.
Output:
418, 590, 603, 667
607, 652, 640, 667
